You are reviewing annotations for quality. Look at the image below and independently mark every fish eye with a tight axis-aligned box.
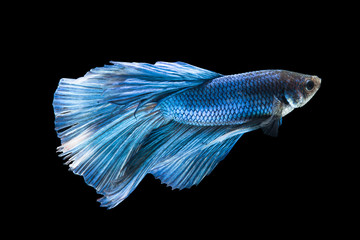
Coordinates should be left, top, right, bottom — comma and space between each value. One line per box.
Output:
305, 80, 314, 91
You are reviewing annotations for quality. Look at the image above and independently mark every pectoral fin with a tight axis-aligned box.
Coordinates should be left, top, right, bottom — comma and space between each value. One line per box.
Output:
262, 118, 282, 137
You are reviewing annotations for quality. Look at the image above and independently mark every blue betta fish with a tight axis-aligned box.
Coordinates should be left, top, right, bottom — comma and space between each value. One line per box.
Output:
53, 61, 321, 208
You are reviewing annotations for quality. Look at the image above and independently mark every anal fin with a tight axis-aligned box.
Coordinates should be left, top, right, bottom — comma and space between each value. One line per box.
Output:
145, 122, 243, 190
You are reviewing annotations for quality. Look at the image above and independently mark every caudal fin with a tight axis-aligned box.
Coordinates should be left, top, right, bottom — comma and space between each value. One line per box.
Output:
53, 61, 221, 208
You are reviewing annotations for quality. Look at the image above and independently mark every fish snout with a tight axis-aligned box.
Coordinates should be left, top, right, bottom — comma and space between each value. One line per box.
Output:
312, 75, 321, 89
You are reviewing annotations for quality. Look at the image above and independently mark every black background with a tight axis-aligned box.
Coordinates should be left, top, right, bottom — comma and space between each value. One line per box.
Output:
16, 3, 354, 237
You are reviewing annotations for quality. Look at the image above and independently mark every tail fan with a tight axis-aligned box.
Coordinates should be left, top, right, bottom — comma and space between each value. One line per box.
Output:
53, 61, 221, 208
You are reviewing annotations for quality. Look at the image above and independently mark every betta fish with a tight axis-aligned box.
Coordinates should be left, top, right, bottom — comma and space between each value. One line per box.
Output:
53, 61, 321, 208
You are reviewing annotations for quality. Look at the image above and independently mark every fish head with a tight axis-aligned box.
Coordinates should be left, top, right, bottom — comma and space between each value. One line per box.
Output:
282, 71, 321, 108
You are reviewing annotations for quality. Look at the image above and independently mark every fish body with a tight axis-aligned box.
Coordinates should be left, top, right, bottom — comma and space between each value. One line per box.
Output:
53, 61, 321, 208
160, 70, 283, 126
160, 69, 319, 128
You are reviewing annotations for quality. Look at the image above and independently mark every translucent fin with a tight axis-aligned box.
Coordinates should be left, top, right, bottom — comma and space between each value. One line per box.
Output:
53, 61, 221, 208
53, 75, 164, 194
136, 122, 243, 190
262, 118, 282, 137
150, 134, 243, 190
97, 121, 244, 208
261, 97, 283, 137
93, 61, 222, 109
